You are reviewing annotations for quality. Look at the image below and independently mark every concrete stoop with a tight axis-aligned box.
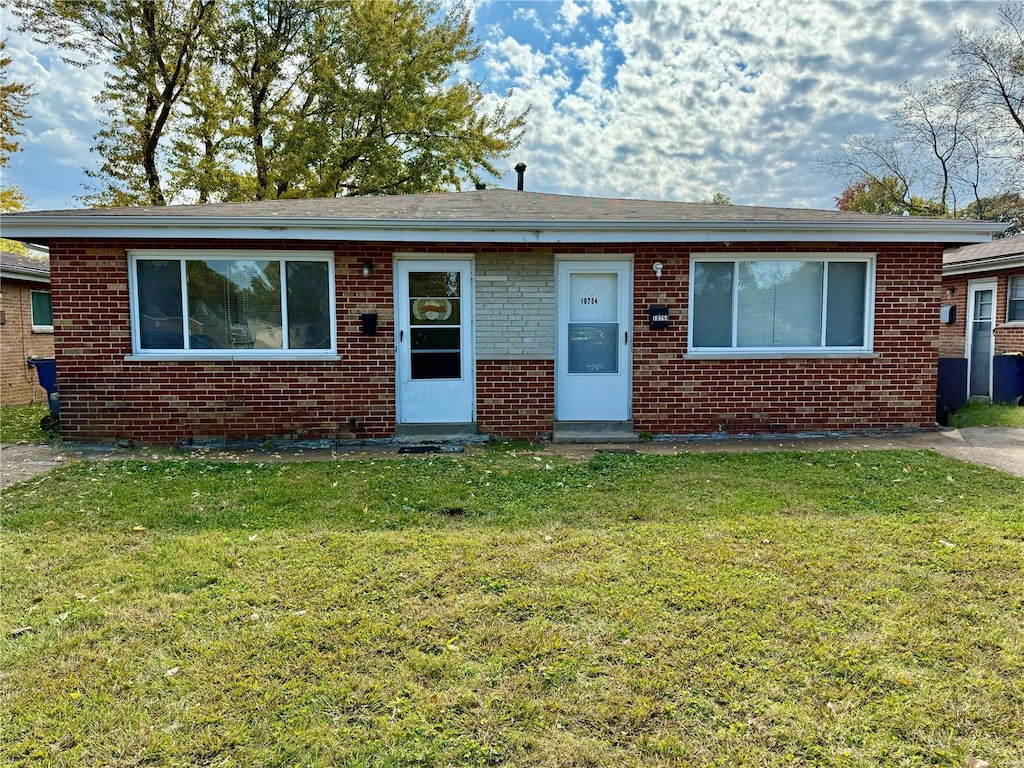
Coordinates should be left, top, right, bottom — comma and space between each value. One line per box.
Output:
552, 421, 639, 444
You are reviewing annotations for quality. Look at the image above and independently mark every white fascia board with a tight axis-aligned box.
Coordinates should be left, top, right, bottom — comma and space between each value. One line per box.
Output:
943, 255, 1024, 276
0, 215, 1004, 245
0, 266, 50, 283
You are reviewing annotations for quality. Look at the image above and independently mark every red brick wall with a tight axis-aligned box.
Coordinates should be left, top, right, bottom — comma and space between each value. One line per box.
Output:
1, 278, 54, 405
476, 359, 554, 438
49, 239, 402, 443
48, 237, 943, 442
939, 269, 1024, 359
630, 242, 943, 434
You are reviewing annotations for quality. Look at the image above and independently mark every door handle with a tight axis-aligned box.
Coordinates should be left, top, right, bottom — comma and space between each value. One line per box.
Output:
624, 331, 629, 345
399, 330, 404, 342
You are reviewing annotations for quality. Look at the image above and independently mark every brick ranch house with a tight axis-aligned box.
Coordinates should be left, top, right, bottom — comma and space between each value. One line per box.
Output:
0, 189, 1002, 444
938, 233, 1024, 408
1, 249, 54, 406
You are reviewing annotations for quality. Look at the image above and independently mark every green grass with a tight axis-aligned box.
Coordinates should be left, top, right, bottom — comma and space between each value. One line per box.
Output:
3, 450, 1023, 766
950, 401, 1024, 428
0, 403, 51, 444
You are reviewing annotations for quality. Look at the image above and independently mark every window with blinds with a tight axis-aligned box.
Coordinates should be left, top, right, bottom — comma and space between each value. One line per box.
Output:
690, 255, 873, 353
129, 251, 335, 355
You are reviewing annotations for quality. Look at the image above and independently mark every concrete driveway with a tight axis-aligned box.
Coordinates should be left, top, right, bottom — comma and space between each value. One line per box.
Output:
2, 427, 1023, 491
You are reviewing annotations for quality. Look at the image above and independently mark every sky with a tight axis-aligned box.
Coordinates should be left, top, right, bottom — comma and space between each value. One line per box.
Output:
0, 0, 1011, 212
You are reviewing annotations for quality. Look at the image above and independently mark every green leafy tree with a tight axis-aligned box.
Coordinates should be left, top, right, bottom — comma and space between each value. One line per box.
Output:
12, 0, 527, 205
12, 0, 218, 206
0, 39, 34, 212
834, 175, 945, 216
701, 192, 731, 205
961, 191, 1024, 237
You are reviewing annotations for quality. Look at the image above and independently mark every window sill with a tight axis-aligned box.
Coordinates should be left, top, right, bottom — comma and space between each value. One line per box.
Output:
1000, 321, 1024, 327
125, 353, 342, 363
684, 350, 879, 361
32, 326, 54, 334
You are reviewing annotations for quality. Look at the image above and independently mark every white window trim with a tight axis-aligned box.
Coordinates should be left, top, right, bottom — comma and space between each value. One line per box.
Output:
127, 249, 338, 360
30, 289, 54, 333
687, 252, 876, 356
1008, 275, 1024, 324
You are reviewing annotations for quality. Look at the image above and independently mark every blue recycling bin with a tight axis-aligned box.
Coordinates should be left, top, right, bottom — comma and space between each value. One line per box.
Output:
26, 356, 60, 431
992, 353, 1024, 404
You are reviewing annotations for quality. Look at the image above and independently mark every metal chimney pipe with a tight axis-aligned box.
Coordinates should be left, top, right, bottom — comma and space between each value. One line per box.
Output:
514, 162, 527, 191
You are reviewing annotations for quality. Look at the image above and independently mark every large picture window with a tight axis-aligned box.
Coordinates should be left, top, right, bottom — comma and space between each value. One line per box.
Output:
690, 255, 873, 353
129, 251, 335, 356
1009, 275, 1024, 322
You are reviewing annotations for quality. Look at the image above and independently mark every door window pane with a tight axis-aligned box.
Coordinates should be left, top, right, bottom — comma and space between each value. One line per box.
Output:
408, 271, 462, 380
412, 352, 461, 379
568, 323, 618, 373
567, 272, 618, 373
569, 273, 617, 322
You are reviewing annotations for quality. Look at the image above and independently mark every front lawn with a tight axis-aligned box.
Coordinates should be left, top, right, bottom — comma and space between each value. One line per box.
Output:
2, 450, 1022, 766
951, 400, 1024, 428
0, 403, 51, 444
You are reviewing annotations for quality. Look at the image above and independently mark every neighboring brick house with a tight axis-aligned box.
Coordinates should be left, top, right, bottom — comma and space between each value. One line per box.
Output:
1, 249, 54, 406
0, 189, 1001, 444
939, 234, 1024, 405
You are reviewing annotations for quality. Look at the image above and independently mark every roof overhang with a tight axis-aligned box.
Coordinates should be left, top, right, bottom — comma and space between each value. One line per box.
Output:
0, 265, 50, 283
0, 214, 1005, 246
943, 254, 1024, 276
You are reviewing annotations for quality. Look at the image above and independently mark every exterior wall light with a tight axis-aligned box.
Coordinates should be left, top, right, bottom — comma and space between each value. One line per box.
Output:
362, 260, 373, 277
653, 261, 663, 278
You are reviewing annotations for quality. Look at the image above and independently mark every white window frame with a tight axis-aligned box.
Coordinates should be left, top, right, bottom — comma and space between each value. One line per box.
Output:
127, 250, 338, 361
687, 252, 876, 358
30, 289, 54, 333
1008, 275, 1024, 324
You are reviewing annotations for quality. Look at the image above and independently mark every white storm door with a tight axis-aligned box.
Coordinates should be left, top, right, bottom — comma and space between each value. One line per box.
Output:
556, 260, 632, 421
966, 280, 996, 398
396, 260, 475, 423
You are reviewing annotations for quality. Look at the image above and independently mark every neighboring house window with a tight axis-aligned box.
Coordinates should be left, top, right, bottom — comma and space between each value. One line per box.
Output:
1009, 275, 1024, 322
689, 255, 874, 353
129, 251, 335, 355
30, 290, 53, 332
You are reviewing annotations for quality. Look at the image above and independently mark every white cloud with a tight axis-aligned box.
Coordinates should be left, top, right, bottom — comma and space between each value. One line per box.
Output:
2, 0, 1012, 211
478, 0, 1008, 208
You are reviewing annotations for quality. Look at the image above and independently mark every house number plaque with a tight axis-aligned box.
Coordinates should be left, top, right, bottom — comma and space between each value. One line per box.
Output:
648, 305, 669, 329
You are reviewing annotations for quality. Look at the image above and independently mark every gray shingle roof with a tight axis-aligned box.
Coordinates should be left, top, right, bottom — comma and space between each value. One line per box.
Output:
944, 232, 1024, 266
0, 188, 954, 224
0, 249, 50, 277
1, 188, 1005, 246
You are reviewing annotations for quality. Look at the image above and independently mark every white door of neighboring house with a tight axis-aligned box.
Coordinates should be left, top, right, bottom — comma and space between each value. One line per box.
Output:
966, 279, 997, 398
395, 259, 475, 424
555, 258, 632, 421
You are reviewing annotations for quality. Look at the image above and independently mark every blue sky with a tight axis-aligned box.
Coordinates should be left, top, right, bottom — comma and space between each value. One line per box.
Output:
1, 0, 1010, 211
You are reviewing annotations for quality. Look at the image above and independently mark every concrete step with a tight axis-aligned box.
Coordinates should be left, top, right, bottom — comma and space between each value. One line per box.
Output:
552, 421, 638, 444
394, 423, 480, 443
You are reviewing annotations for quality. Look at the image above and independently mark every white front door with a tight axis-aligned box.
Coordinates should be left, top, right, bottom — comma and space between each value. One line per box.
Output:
966, 279, 997, 398
555, 259, 632, 421
395, 259, 475, 423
